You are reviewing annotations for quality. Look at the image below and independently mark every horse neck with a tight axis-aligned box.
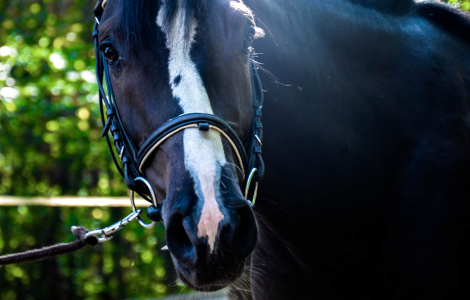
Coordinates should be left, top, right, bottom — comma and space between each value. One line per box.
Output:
346, 0, 414, 14
245, 0, 414, 16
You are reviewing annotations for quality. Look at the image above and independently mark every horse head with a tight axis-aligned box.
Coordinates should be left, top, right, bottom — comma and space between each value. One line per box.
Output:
93, 0, 264, 291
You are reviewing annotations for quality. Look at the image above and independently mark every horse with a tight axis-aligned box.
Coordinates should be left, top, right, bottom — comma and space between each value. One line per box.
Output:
92, 0, 470, 299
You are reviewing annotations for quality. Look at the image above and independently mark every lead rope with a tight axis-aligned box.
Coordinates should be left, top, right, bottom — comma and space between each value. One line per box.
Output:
0, 206, 156, 267
0, 226, 97, 266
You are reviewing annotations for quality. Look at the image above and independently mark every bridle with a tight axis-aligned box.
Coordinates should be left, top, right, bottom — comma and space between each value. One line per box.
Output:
0, 1, 266, 265
92, 0, 265, 228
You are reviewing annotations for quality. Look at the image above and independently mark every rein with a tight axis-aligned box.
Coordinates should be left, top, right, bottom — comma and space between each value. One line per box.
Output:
0, 0, 265, 266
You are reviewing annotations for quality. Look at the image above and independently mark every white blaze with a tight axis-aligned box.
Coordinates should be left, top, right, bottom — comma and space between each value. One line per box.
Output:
157, 0, 226, 253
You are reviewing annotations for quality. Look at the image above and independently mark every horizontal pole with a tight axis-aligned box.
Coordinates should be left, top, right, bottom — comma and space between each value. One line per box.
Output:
0, 196, 150, 207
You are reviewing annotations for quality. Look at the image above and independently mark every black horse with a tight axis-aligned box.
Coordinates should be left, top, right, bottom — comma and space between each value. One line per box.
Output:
93, 0, 470, 299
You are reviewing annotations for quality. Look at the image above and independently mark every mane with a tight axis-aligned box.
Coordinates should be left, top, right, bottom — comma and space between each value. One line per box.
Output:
118, 0, 206, 45
416, 1, 470, 43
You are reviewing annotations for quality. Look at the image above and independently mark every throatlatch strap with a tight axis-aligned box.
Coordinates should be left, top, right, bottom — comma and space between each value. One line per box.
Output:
0, 226, 98, 266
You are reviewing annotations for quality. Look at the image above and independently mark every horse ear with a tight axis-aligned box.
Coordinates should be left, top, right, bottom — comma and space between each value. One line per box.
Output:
94, 0, 106, 18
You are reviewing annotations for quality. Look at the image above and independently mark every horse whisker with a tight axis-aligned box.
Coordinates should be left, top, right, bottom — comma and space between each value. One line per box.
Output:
250, 58, 291, 87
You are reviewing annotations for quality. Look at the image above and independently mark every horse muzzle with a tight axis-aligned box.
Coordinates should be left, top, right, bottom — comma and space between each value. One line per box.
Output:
164, 193, 257, 290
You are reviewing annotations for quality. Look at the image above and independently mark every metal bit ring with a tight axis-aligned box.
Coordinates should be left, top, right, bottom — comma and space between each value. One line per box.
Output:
130, 177, 157, 229
245, 168, 258, 206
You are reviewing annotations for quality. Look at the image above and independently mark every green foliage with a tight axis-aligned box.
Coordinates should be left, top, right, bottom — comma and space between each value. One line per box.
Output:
0, 0, 181, 299
448, 0, 470, 11
0, 0, 127, 197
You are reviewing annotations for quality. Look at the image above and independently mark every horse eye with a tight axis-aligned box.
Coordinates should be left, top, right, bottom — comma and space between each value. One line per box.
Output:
103, 45, 120, 63
243, 28, 255, 52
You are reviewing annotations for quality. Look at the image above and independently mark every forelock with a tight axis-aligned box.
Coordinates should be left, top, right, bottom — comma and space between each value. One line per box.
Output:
115, 0, 206, 44
159, 0, 206, 38
117, 0, 157, 45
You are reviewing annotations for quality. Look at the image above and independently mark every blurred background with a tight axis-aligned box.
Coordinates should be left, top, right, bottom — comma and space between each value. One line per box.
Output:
0, 0, 469, 299
0, 0, 183, 299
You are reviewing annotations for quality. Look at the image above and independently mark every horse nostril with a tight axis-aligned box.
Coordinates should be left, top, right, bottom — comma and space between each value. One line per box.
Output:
165, 200, 257, 264
234, 203, 258, 258
166, 213, 194, 262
